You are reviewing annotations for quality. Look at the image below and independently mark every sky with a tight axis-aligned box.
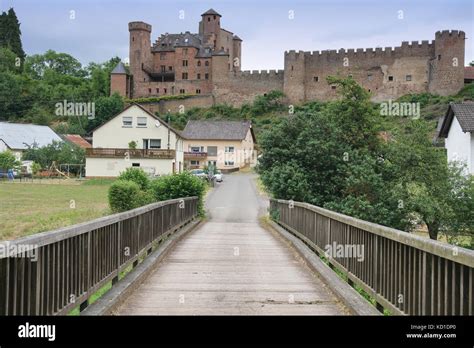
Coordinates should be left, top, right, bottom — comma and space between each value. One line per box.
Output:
2, 0, 473, 70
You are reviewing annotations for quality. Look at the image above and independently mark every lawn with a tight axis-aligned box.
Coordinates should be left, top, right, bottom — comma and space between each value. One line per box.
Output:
0, 180, 113, 241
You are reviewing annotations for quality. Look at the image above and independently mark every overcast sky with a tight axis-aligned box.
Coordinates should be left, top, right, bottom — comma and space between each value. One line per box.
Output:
2, 0, 473, 70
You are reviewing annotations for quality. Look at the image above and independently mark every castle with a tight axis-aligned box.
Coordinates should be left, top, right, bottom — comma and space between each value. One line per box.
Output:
111, 8, 466, 107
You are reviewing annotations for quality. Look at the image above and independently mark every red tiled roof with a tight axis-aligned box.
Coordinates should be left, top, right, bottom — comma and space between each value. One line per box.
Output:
63, 134, 92, 148
465, 66, 474, 80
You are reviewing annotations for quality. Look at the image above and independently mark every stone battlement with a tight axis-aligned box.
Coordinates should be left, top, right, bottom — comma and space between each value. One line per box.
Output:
285, 40, 438, 61
129, 21, 152, 32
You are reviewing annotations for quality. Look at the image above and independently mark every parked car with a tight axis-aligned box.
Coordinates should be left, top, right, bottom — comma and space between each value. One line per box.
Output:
213, 170, 224, 182
190, 169, 207, 179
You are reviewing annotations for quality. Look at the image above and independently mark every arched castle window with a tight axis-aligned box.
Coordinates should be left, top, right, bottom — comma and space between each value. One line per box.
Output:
197, 61, 201, 67
205, 61, 209, 67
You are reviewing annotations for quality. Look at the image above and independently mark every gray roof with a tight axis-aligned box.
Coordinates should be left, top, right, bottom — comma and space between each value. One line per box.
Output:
182, 120, 253, 141
0, 122, 63, 150
439, 102, 474, 137
111, 62, 128, 74
152, 32, 203, 52
202, 9, 221, 17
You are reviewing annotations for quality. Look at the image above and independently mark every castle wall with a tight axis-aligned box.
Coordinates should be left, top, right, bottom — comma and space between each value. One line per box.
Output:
284, 31, 465, 103
213, 69, 284, 106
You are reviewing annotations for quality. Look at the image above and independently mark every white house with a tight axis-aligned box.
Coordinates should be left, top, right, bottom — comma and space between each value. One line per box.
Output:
85, 103, 184, 177
438, 102, 474, 174
0, 122, 63, 161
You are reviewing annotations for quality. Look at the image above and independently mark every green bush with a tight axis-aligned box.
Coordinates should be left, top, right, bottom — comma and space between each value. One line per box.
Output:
149, 172, 207, 216
108, 180, 141, 212
118, 167, 150, 190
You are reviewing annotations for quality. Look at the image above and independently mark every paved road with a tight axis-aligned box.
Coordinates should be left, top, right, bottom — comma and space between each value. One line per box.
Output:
116, 173, 348, 315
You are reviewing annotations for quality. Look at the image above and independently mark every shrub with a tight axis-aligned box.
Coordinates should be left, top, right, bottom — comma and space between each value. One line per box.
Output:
118, 167, 150, 190
149, 172, 207, 216
108, 180, 141, 212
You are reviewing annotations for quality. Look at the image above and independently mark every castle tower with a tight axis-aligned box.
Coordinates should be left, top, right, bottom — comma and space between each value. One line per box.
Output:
232, 35, 242, 72
283, 51, 306, 104
128, 21, 152, 94
110, 62, 130, 97
429, 30, 465, 96
199, 9, 221, 49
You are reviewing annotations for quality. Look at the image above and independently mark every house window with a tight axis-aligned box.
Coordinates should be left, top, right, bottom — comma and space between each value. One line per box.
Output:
207, 146, 217, 156
164, 88, 167, 94
182, 72, 188, 80
148, 88, 152, 93
182, 60, 188, 67
205, 61, 209, 67
168, 66, 173, 71
183, 48, 188, 55
122, 117, 132, 127
156, 88, 159, 93
161, 65, 166, 72
190, 146, 202, 153
406, 75, 412, 81
331, 85, 336, 90
191, 160, 200, 166
388, 76, 394, 81
438, 54, 441, 60
224, 161, 235, 166
313, 76, 319, 82
197, 73, 201, 79
225, 146, 235, 153
208, 17, 210, 22
160, 53, 166, 60
196, 89, 201, 94
137, 117, 147, 128
149, 139, 161, 149
180, 89, 185, 94
367, 74, 373, 81
197, 61, 201, 67
205, 73, 209, 80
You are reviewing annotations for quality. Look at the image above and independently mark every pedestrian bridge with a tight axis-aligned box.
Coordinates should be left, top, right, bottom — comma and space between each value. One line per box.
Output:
1, 174, 473, 316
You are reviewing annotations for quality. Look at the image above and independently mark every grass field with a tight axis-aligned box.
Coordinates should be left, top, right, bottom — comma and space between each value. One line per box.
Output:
0, 180, 113, 241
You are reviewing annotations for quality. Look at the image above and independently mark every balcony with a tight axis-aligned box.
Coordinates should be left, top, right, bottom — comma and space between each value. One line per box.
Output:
86, 148, 176, 159
184, 152, 208, 159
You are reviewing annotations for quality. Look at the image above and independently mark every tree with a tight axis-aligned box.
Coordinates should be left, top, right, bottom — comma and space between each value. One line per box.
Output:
22, 141, 85, 170
0, 8, 25, 61
0, 151, 20, 170
86, 93, 124, 132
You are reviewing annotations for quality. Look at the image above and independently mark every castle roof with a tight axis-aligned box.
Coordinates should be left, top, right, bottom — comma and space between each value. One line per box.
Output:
439, 102, 474, 137
201, 9, 221, 17
152, 32, 203, 52
111, 62, 128, 74
182, 120, 255, 142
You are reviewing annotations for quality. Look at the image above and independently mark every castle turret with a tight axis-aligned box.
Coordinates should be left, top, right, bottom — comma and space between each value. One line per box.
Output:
232, 35, 242, 72
199, 9, 221, 49
283, 51, 306, 104
429, 30, 465, 96
129, 21, 152, 95
110, 62, 130, 97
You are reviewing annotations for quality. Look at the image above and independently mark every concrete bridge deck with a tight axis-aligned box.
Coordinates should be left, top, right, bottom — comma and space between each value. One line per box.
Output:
115, 174, 349, 315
